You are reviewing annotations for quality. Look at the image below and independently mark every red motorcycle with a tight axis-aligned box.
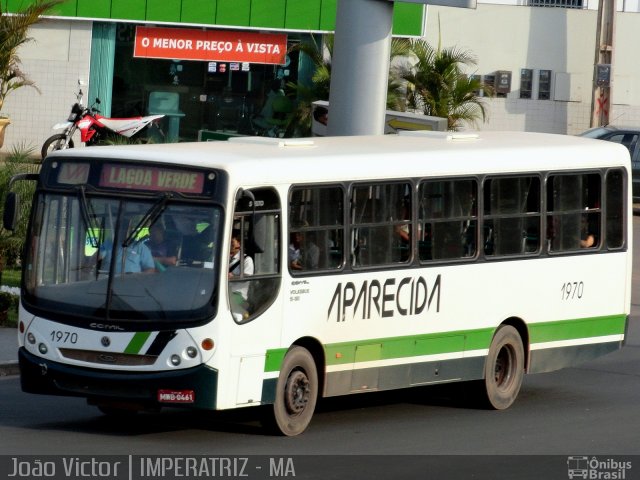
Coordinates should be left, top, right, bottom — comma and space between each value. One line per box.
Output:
41, 87, 165, 159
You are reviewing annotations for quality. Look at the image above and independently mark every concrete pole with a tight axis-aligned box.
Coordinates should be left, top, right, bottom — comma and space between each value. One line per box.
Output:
327, 0, 394, 136
590, 0, 615, 127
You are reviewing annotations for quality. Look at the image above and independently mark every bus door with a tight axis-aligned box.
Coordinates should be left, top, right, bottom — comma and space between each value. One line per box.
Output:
227, 187, 282, 405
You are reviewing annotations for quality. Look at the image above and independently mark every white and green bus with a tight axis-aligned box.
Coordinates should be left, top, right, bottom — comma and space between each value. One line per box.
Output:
5, 131, 631, 436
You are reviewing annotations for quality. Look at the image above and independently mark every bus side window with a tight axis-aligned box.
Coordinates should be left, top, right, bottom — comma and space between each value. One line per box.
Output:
419, 178, 478, 262
547, 173, 601, 252
350, 182, 411, 267
289, 185, 344, 272
605, 169, 625, 249
228, 188, 281, 323
484, 176, 540, 257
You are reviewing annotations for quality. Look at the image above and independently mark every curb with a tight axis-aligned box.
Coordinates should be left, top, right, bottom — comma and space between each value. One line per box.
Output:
0, 361, 19, 377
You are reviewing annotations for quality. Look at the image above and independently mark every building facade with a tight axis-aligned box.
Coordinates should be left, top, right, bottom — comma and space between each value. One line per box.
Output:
425, 0, 640, 134
2, 0, 640, 151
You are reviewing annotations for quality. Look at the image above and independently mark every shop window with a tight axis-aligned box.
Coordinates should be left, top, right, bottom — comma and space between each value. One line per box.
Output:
494, 71, 512, 98
520, 69, 533, 99
538, 70, 552, 100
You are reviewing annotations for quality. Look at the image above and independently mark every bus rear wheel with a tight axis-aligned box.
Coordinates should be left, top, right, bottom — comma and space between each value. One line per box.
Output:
478, 325, 524, 410
267, 346, 318, 436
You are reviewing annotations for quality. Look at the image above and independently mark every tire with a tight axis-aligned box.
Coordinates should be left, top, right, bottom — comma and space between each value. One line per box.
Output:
265, 346, 318, 436
477, 325, 525, 410
41, 134, 74, 160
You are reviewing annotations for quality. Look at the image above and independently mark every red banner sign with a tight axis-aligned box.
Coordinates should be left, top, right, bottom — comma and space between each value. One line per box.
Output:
134, 26, 287, 65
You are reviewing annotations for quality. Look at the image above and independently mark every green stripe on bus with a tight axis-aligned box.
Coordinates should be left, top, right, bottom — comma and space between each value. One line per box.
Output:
529, 314, 626, 343
263, 314, 626, 372
265, 348, 288, 373
124, 332, 152, 354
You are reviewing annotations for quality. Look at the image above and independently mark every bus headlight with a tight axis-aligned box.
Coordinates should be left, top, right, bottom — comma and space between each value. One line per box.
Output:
186, 346, 197, 358
27, 333, 36, 345
38, 343, 48, 355
170, 354, 181, 366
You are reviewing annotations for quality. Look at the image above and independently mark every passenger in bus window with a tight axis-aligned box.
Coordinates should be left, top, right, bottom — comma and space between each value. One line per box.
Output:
99, 239, 155, 274
228, 230, 254, 314
147, 223, 178, 268
289, 232, 304, 270
580, 216, 597, 248
289, 231, 320, 270
304, 232, 320, 270
98, 220, 155, 274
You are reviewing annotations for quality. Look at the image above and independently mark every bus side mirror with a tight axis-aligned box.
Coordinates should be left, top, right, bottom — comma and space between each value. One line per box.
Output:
3, 192, 19, 231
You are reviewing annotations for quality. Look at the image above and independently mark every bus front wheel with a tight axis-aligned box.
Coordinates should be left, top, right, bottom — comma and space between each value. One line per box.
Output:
267, 346, 318, 436
479, 325, 525, 410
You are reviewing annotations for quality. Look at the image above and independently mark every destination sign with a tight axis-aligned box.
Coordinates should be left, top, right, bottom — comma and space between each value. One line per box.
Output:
57, 163, 90, 185
99, 164, 206, 194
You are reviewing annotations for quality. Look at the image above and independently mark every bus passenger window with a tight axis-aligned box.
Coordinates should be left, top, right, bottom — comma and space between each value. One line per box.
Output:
350, 182, 412, 267
483, 176, 540, 257
547, 173, 601, 253
605, 169, 625, 249
419, 179, 477, 262
289, 185, 344, 272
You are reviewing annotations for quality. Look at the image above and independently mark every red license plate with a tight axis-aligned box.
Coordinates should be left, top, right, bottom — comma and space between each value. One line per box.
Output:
157, 389, 195, 403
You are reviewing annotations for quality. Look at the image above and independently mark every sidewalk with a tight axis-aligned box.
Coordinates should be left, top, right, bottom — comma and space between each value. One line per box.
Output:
0, 327, 19, 377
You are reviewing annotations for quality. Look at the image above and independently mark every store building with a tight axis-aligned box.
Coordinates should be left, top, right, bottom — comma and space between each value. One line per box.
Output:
4, 0, 640, 152
1, 0, 424, 150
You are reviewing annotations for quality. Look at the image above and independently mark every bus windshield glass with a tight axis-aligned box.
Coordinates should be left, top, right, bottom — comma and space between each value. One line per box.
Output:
24, 191, 222, 326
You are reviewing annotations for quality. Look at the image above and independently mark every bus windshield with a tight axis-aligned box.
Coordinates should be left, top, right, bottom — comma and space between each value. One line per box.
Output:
23, 191, 222, 326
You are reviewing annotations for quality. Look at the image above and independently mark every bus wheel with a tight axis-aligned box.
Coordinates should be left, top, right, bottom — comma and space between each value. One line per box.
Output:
480, 325, 524, 410
268, 346, 318, 436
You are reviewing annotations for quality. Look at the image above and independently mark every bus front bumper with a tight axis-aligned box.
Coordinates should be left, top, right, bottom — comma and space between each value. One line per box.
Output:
18, 347, 218, 410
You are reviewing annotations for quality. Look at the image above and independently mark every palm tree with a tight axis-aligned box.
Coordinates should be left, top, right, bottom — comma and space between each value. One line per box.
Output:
286, 35, 412, 136
0, 0, 63, 115
396, 38, 493, 131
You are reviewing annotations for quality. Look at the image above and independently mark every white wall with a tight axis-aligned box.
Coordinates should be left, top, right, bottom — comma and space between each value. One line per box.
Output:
2, 20, 92, 154
424, 4, 640, 134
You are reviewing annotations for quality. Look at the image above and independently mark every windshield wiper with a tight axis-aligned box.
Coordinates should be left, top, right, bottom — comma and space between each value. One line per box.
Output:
77, 186, 100, 248
122, 193, 172, 248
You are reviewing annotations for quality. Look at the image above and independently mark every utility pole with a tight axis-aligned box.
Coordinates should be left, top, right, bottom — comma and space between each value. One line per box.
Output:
590, 0, 615, 127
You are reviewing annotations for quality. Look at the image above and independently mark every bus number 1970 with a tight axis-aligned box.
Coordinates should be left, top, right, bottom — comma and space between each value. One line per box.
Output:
50, 330, 79, 344
561, 281, 584, 300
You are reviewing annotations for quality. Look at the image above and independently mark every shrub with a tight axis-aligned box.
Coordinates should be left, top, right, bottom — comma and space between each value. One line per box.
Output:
0, 291, 13, 311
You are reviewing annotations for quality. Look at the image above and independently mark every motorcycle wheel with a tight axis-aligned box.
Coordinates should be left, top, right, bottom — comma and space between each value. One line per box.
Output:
41, 134, 74, 160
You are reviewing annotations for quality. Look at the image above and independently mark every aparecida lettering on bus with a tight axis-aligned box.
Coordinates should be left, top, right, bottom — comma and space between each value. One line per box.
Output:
327, 274, 441, 322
